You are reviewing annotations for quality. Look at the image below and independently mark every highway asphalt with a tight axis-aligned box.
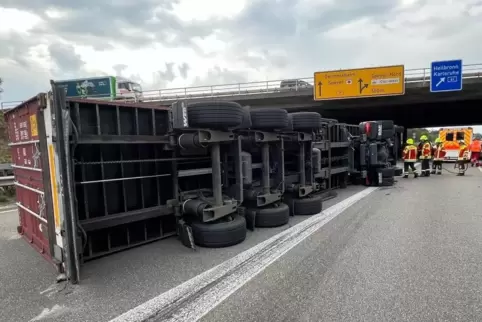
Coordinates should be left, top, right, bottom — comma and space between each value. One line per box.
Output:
1, 166, 482, 321
202, 166, 482, 322
0, 185, 364, 322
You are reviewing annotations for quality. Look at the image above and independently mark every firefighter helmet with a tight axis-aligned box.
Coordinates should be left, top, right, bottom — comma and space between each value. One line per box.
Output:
406, 138, 414, 145
435, 138, 441, 143
420, 135, 428, 141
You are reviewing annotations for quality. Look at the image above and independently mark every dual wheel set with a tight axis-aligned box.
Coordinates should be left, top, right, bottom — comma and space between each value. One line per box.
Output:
182, 102, 325, 248
190, 194, 323, 248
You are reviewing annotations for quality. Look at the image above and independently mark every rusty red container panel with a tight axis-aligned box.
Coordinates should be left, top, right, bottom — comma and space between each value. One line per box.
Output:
5, 95, 52, 261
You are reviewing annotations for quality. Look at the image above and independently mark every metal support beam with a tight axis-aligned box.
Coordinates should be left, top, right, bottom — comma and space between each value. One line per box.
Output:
261, 143, 270, 194
299, 142, 306, 186
211, 143, 223, 206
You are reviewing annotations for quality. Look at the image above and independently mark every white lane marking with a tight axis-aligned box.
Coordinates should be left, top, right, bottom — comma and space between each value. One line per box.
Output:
0, 208, 17, 215
478, 167, 482, 173
29, 304, 69, 321
110, 187, 378, 322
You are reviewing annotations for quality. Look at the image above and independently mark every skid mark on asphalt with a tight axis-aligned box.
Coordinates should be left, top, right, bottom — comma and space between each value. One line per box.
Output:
110, 187, 378, 322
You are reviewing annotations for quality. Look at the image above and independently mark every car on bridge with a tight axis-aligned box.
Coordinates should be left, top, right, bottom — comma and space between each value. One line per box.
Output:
280, 79, 313, 91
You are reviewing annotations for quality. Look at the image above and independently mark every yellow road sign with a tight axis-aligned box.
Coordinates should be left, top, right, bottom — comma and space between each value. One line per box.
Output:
313, 65, 405, 100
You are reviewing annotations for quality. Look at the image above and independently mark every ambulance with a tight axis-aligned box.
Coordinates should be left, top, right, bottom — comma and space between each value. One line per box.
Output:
438, 127, 473, 161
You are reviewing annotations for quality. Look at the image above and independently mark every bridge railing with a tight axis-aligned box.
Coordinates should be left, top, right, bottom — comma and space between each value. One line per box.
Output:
0, 101, 23, 111
139, 63, 482, 102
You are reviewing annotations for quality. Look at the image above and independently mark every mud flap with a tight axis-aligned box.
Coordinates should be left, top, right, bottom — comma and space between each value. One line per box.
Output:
244, 209, 257, 231
178, 219, 196, 250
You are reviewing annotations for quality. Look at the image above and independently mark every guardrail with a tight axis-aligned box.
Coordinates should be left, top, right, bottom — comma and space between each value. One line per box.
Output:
2, 64, 481, 108
0, 164, 12, 171
0, 164, 14, 187
0, 101, 22, 110
0, 176, 14, 187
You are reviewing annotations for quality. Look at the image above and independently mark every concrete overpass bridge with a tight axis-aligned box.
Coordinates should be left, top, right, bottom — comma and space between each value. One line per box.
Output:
139, 63, 482, 129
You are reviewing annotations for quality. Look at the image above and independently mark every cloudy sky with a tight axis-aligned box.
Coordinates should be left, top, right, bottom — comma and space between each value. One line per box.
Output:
1, 0, 482, 128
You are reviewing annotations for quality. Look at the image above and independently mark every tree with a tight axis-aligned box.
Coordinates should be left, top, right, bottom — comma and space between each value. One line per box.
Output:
0, 77, 3, 94
407, 128, 439, 142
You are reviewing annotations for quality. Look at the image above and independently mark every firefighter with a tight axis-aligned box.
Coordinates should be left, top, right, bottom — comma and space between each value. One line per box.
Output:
456, 140, 469, 175
431, 138, 445, 175
403, 138, 419, 178
419, 135, 432, 177
469, 137, 481, 167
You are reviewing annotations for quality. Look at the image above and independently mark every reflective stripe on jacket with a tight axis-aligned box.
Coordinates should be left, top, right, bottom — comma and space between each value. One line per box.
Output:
420, 142, 432, 159
458, 145, 469, 160
433, 145, 446, 161
403, 145, 417, 162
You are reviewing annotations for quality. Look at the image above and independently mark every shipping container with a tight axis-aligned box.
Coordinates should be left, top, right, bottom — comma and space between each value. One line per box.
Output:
5, 95, 57, 266
5, 87, 176, 283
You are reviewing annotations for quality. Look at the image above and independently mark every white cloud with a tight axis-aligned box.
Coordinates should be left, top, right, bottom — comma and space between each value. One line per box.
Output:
1, 0, 482, 130
0, 7, 42, 32
173, 0, 247, 21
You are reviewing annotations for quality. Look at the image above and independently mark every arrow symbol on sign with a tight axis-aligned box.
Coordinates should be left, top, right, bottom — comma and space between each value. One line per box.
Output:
358, 78, 368, 94
436, 77, 445, 87
317, 81, 322, 97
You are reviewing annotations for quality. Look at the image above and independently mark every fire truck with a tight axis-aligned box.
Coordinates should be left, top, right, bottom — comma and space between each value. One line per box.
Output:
438, 127, 473, 161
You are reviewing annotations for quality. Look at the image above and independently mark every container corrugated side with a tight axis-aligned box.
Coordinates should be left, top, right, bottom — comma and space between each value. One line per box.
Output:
4, 95, 57, 266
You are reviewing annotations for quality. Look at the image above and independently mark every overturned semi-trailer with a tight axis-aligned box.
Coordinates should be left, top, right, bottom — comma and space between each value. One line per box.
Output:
5, 82, 401, 284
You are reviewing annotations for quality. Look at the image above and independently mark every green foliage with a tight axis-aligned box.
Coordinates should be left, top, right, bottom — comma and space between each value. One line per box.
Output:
0, 186, 15, 203
0, 111, 11, 163
407, 128, 439, 142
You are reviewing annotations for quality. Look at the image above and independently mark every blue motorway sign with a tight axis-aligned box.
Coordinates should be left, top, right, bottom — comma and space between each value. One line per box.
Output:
430, 59, 463, 92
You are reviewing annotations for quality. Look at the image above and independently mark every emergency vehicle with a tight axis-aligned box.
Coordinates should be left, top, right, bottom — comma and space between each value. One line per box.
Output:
438, 127, 473, 161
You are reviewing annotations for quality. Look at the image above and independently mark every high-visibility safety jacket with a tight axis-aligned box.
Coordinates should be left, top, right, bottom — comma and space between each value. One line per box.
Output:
432, 144, 446, 161
458, 144, 470, 161
403, 144, 418, 162
419, 142, 432, 159
470, 140, 481, 152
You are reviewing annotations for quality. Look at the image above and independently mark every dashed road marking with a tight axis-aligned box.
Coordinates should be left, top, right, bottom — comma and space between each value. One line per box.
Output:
110, 187, 378, 322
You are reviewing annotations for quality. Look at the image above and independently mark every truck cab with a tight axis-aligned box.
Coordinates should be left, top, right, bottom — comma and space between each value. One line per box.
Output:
116, 77, 143, 101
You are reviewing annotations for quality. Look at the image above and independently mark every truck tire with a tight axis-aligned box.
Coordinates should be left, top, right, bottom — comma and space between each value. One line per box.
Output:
250, 108, 289, 130
282, 114, 294, 131
190, 214, 246, 247
255, 203, 290, 227
380, 177, 395, 186
380, 168, 395, 178
187, 102, 245, 129
239, 105, 252, 129
291, 112, 323, 131
293, 194, 323, 216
